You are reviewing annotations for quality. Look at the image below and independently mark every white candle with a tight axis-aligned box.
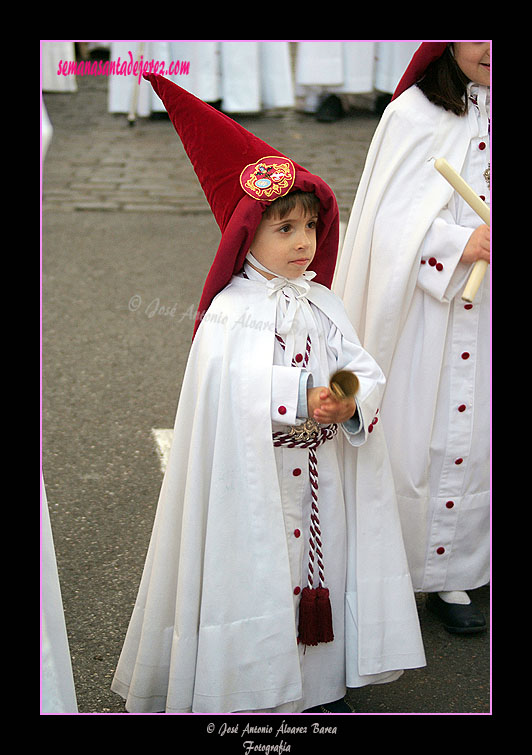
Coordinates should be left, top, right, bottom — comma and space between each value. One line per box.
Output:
434, 158, 490, 302
434, 158, 490, 225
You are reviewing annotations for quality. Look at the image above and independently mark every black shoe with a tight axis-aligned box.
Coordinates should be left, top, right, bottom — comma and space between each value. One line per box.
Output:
303, 697, 354, 713
426, 592, 487, 634
315, 95, 344, 123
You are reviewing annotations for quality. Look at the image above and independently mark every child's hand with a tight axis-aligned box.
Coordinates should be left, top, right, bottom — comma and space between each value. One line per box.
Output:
307, 387, 357, 425
461, 224, 490, 265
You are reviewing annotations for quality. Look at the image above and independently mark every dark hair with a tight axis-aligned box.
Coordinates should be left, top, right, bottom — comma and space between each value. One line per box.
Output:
263, 189, 320, 220
416, 44, 471, 116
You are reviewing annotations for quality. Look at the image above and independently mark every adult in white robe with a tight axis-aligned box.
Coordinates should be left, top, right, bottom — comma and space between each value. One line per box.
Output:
334, 66, 490, 614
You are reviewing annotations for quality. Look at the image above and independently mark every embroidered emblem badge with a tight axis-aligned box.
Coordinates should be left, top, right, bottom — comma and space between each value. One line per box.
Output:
240, 156, 296, 201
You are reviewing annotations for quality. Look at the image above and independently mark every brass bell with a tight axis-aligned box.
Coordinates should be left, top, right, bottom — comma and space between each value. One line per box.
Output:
329, 370, 359, 399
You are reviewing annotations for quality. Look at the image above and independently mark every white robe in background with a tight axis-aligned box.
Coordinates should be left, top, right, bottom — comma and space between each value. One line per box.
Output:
111, 271, 425, 714
107, 41, 294, 117
41, 479, 78, 713
374, 42, 421, 94
295, 41, 421, 112
42, 41, 78, 92
334, 83, 490, 593
296, 41, 376, 94
41, 102, 78, 714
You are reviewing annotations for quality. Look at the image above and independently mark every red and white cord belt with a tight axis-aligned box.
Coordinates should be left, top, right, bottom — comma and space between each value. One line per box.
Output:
272, 410, 338, 645
272, 421, 338, 647
272, 423, 338, 590
273, 327, 337, 645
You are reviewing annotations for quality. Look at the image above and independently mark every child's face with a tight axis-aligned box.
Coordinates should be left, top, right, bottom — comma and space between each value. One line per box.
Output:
453, 42, 490, 87
249, 204, 318, 280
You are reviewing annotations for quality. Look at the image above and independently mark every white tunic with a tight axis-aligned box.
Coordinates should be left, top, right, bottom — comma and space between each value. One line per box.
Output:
111, 272, 425, 713
335, 83, 490, 593
247, 264, 400, 711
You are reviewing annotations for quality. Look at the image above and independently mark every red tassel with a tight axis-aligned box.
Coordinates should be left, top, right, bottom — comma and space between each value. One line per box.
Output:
316, 587, 334, 642
298, 586, 334, 646
298, 587, 319, 646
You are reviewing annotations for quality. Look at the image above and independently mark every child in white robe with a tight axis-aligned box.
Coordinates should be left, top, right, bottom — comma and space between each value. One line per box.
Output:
110, 74, 425, 714
334, 42, 490, 633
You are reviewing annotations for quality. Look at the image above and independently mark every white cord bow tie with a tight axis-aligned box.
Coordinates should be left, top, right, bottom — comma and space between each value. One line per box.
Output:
245, 252, 316, 336
266, 272, 316, 335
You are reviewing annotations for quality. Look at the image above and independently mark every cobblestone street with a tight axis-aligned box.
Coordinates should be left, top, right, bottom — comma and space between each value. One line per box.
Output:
42, 74, 377, 219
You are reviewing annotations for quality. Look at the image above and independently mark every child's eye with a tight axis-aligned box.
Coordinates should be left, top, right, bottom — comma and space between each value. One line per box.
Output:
279, 224, 291, 233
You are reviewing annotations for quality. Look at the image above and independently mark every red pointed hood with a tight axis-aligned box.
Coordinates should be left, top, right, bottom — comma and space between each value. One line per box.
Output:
143, 73, 339, 337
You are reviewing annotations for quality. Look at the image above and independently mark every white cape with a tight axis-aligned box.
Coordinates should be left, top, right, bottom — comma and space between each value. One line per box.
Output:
334, 85, 490, 590
111, 276, 425, 713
